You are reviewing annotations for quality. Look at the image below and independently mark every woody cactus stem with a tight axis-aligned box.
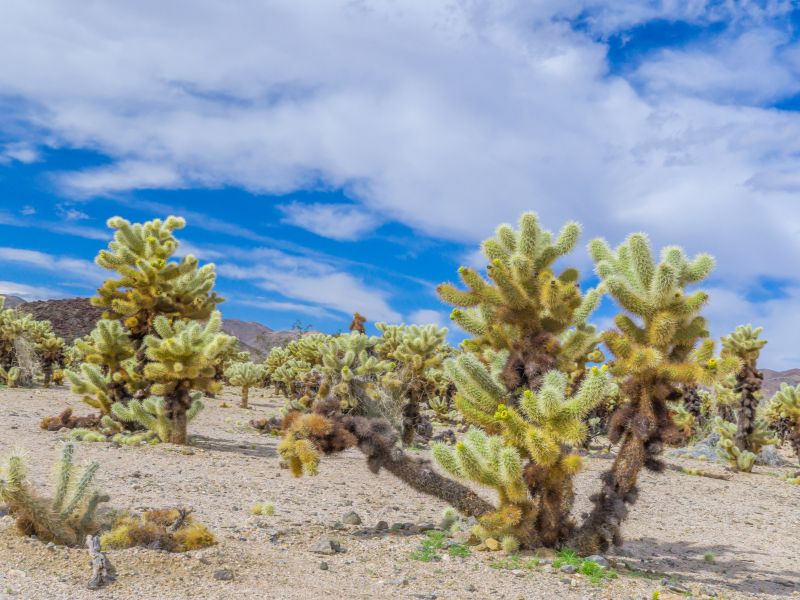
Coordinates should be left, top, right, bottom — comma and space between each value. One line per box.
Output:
571, 234, 734, 554
279, 404, 494, 517
721, 325, 767, 453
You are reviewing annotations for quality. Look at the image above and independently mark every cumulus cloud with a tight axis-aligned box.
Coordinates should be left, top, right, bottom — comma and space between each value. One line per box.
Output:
218, 248, 400, 322
407, 308, 449, 329
0, 247, 103, 283
1, 1, 799, 364
278, 202, 379, 241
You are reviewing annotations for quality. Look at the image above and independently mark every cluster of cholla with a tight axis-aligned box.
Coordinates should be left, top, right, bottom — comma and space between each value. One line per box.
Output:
0, 297, 66, 388
12, 210, 795, 571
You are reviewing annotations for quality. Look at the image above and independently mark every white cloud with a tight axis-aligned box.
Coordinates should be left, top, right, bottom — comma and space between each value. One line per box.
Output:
234, 297, 335, 319
705, 285, 800, 371
407, 308, 449, 329
278, 202, 379, 241
0, 280, 63, 300
1, 1, 800, 363
20, 205, 36, 216
0, 143, 39, 165
0, 247, 103, 283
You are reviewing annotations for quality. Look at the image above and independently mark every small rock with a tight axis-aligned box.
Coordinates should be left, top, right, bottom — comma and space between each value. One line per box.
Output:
311, 537, 342, 555
465, 584, 477, 592
585, 554, 609, 568
510, 569, 526, 578
667, 582, 691, 594
319, 561, 329, 571
375, 520, 389, 531
46, 542, 55, 551
484, 538, 500, 551
417, 522, 436, 532
757, 445, 792, 467
389, 578, 409, 586
342, 511, 362, 525
213, 569, 234, 581
560, 564, 577, 574
409, 594, 437, 600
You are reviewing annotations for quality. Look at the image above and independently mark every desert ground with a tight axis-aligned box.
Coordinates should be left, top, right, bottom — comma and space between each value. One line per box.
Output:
0, 386, 798, 600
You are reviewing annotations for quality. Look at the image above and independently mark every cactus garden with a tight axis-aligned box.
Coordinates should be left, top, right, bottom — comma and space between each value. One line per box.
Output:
0, 212, 796, 600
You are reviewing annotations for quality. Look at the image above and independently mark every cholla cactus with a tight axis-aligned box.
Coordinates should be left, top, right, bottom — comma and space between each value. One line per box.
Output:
66, 320, 136, 411
574, 234, 738, 553
375, 323, 452, 444
111, 397, 203, 443
93, 216, 222, 343
317, 333, 395, 415
265, 334, 328, 402
0, 366, 21, 387
0, 297, 34, 370
224, 361, 267, 408
27, 320, 65, 388
714, 416, 776, 472
765, 383, 800, 463
0, 443, 109, 546
721, 325, 767, 453
437, 212, 602, 391
433, 354, 613, 547
139, 311, 235, 443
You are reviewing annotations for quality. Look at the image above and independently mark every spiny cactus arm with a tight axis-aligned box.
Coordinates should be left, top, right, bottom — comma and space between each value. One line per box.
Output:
51, 443, 75, 513
60, 462, 99, 519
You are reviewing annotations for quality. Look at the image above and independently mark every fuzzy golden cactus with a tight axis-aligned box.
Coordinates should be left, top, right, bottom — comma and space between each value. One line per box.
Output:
224, 361, 267, 408
437, 212, 602, 391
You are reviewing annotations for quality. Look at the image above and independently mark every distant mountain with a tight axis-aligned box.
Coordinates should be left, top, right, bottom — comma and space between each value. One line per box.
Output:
2, 295, 27, 309
221, 319, 301, 358
19, 297, 104, 341
6, 296, 299, 357
761, 368, 800, 399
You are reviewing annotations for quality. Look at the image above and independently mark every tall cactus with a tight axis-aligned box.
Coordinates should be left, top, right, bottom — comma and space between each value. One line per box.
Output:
437, 212, 602, 391
225, 361, 267, 408
0, 443, 109, 546
92, 216, 223, 381
572, 234, 738, 552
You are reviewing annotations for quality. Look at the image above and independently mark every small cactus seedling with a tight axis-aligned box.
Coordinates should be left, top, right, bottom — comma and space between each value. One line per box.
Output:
101, 508, 215, 552
0, 443, 109, 546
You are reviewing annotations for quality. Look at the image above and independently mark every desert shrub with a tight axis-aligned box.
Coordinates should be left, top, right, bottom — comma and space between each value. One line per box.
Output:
101, 508, 215, 552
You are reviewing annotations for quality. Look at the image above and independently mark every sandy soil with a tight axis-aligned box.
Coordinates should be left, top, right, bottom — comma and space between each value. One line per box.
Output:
0, 386, 798, 600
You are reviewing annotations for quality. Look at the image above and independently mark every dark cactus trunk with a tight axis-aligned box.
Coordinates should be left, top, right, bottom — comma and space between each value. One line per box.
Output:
734, 362, 762, 452
241, 386, 249, 409
167, 389, 192, 445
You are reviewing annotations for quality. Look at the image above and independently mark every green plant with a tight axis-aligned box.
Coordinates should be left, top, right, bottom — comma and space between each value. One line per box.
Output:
489, 554, 539, 571
715, 416, 775, 472
409, 530, 448, 562
225, 361, 267, 408
553, 549, 617, 585
0, 443, 109, 546
135, 312, 234, 444
251, 501, 275, 516
0, 365, 21, 387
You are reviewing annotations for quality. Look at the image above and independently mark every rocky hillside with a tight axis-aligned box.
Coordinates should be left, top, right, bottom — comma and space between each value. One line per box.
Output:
8, 297, 298, 356
762, 368, 800, 399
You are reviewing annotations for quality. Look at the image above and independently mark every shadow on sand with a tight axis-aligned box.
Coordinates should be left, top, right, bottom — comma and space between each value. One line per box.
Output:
617, 538, 799, 597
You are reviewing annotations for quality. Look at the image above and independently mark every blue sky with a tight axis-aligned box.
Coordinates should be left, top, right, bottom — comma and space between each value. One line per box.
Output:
1, 1, 800, 368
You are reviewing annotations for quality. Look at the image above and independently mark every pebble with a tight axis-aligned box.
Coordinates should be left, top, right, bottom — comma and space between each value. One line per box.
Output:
375, 520, 389, 531
585, 554, 609, 568
311, 537, 342, 555
560, 564, 577, 574
342, 511, 362, 525
213, 568, 234, 581
319, 561, 329, 571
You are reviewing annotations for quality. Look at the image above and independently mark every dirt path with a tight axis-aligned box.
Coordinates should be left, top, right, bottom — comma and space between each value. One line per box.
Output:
0, 387, 798, 600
